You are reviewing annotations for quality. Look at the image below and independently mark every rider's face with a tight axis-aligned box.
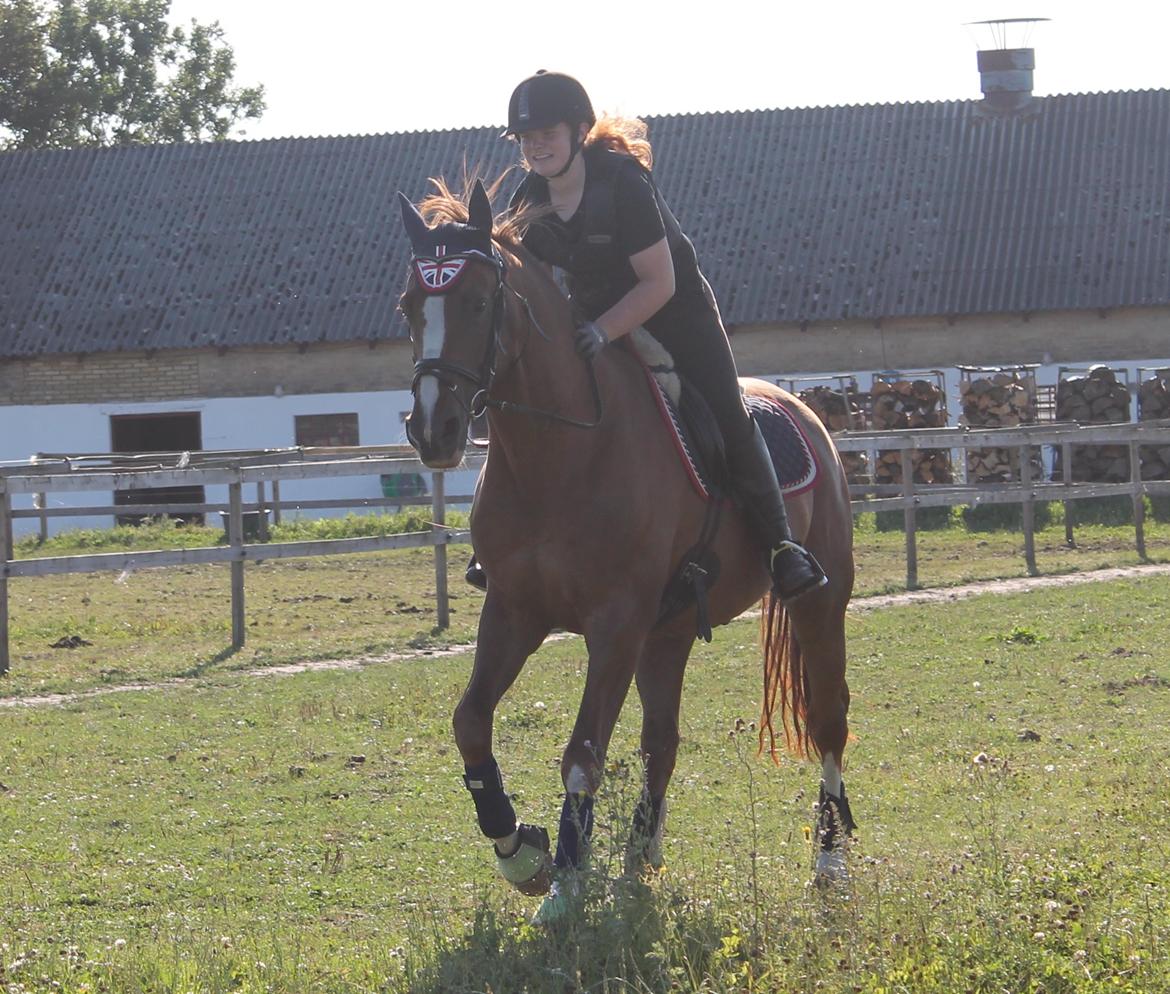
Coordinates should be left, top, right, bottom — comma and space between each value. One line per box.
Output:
519, 123, 574, 177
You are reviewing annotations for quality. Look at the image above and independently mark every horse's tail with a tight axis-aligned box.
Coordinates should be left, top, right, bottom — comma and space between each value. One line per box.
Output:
758, 592, 813, 761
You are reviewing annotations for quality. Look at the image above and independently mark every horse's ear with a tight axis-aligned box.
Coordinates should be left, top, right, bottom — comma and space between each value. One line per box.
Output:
397, 192, 430, 253
468, 179, 493, 232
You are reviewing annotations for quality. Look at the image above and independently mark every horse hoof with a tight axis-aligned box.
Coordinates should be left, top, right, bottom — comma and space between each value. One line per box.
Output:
532, 874, 582, 926
496, 823, 553, 896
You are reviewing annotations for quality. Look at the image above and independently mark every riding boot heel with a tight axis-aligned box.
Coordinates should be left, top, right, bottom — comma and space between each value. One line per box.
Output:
465, 554, 487, 590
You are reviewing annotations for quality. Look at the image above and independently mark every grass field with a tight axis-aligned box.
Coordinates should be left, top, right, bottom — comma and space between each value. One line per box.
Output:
5, 511, 1169, 699
2, 514, 1169, 992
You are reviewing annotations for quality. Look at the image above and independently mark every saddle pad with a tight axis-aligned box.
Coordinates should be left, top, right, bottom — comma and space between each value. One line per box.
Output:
643, 366, 820, 500
745, 393, 819, 497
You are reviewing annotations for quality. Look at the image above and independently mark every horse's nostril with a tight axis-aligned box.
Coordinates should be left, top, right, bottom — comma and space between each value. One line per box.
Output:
442, 416, 461, 442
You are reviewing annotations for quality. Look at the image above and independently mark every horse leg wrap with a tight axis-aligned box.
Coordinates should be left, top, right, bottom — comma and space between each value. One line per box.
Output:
816, 780, 857, 852
463, 757, 517, 840
553, 792, 595, 869
496, 823, 554, 896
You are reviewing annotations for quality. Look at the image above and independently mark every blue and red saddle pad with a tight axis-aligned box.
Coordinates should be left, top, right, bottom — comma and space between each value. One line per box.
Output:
641, 365, 819, 501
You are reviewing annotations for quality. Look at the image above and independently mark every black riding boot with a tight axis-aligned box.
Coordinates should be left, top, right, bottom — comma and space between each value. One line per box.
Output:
465, 554, 487, 591
726, 422, 827, 602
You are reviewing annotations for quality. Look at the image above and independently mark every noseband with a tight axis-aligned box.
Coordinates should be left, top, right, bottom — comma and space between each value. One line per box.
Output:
407, 247, 603, 429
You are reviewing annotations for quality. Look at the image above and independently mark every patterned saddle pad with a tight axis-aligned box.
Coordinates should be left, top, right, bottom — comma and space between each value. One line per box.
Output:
641, 368, 819, 500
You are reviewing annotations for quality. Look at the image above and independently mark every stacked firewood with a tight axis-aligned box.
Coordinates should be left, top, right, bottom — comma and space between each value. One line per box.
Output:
1138, 369, 1170, 479
959, 368, 1039, 482
797, 384, 870, 484
1052, 365, 1132, 482
871, 375, 953, 484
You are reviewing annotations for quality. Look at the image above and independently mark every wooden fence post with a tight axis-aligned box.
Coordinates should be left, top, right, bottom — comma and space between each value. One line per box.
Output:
901, 448, 918, 590
432, 471, 449, 629
35, 493, 48, 543
0, 485, 9, 677
271, 480, 282, 526
1062, 441, 1075, 547
1020, 443, 1037, 576
256, 481, 270, 541
1130, 439, 1146, 560
228, 479, 246, 650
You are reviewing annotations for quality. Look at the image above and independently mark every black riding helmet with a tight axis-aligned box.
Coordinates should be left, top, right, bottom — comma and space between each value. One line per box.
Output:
502, 70, 596, 137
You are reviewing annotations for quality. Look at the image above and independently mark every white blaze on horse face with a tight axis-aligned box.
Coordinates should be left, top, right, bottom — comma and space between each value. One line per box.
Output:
415, 296, 448, 443
821, 753, 843, 799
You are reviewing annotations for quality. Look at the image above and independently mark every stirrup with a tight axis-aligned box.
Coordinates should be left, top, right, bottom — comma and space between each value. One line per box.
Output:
770, 541, 827, 603
465, 556, 487, 591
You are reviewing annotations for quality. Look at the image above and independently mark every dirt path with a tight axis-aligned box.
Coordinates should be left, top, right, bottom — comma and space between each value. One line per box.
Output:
5, 562, 1170, 711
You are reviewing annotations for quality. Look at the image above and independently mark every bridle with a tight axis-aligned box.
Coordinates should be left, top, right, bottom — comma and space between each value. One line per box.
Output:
407, 247, 603, 429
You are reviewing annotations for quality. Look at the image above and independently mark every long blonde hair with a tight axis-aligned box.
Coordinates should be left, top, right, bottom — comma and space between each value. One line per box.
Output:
584, 114, 653, 169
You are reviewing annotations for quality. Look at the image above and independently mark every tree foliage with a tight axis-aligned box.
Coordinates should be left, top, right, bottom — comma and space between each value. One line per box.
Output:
0, 0, 264, 149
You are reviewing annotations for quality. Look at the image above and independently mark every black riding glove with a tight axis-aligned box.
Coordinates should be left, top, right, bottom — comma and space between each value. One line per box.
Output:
574, 322, 609, 360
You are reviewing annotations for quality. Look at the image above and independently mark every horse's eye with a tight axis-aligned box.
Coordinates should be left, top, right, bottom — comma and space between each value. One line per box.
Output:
473, 297, 490, 315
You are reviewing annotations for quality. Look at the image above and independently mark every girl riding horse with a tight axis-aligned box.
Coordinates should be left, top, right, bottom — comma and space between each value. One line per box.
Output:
466, 70, 826, 604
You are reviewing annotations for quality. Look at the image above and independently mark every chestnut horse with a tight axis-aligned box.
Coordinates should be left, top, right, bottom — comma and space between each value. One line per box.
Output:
398, 179, 855, 920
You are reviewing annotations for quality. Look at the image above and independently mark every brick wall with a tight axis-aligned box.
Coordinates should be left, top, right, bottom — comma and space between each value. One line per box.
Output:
0, 341, 415, 406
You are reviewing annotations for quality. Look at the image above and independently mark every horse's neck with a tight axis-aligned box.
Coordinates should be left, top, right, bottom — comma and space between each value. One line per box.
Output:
486, 284, 635, 489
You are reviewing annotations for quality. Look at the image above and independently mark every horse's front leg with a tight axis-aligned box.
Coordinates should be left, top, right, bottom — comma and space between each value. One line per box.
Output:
535, 602, 652, 922
453, 594, 551, 895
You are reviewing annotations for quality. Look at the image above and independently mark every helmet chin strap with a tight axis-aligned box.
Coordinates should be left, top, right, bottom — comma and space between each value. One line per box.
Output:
549, 128, 584, 179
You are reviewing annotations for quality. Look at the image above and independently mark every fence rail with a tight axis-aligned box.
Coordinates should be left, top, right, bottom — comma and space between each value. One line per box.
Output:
3, 424, 1170, 676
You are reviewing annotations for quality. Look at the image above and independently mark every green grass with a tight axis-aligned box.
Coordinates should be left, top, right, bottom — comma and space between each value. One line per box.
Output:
1, 574, 1169, 992
5, 512, 1170, 699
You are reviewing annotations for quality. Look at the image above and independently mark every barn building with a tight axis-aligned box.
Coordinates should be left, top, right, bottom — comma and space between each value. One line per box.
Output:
2, 46, 1169, 533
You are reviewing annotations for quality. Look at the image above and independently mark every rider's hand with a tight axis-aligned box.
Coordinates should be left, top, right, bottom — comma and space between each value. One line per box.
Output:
574, 322, 609, 360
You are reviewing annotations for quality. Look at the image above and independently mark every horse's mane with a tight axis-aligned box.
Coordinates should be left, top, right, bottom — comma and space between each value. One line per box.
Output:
418, 170, 545, 252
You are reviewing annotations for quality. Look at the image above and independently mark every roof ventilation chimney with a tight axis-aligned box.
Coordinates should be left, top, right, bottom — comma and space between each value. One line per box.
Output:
968, 17, 1049, 114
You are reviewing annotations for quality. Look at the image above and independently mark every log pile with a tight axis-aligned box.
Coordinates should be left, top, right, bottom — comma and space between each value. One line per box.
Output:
797, 383, 870, 484
1138, 369, 1170, 480
799, 385, 863, 432
871, 375, 953, 484
958, 368, 1039, 482
1052, 365, 1132, 482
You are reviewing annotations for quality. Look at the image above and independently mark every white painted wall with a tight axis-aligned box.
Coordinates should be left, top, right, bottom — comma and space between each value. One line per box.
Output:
2, 389, 480, 537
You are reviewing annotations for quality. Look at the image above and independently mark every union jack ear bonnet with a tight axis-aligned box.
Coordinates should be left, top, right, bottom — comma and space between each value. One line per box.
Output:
398, 181, 497, 294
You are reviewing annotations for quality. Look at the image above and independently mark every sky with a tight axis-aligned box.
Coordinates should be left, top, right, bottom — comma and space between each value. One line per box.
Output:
167, 0, 1170, 141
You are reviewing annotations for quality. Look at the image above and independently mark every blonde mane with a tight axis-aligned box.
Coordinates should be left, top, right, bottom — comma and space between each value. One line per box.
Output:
417, 171, 544, 250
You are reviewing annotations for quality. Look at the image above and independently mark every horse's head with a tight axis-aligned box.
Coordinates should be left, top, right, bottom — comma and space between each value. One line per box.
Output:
397, 180, 504, 468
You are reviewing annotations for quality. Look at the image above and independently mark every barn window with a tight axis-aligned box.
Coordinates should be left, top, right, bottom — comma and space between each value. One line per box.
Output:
294, 413, 359, 447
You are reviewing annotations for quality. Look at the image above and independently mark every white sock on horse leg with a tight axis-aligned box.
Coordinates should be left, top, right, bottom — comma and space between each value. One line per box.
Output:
566, 764, 591, 795
494, 830, 520, 856
821, 753, 843, 798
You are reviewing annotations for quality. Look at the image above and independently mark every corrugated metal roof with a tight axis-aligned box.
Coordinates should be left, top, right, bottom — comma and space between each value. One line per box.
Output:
2, 89, 1169, 358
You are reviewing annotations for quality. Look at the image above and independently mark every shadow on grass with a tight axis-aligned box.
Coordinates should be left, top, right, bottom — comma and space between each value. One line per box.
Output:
174, 643, 241, 679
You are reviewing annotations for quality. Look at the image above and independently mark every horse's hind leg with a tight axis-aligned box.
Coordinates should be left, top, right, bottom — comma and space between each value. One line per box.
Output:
627, 630, 694, 873
453, 595, 551, 894
790, 598, 856, 881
